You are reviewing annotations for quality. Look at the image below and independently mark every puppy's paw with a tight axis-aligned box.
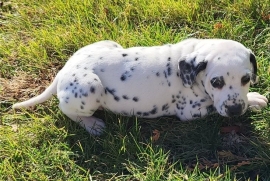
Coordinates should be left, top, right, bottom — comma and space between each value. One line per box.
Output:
84, 117, 106, 135
247, 92, 268, 112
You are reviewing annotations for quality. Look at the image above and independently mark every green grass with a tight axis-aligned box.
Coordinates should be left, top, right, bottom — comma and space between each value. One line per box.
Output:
0, 0, 270, 180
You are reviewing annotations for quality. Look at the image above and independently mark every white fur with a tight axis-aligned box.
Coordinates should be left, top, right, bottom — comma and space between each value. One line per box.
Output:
13, 39, 268, 135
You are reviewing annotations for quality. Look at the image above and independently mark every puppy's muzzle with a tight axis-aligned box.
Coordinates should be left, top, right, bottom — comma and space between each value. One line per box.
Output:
225, 104, 243, 117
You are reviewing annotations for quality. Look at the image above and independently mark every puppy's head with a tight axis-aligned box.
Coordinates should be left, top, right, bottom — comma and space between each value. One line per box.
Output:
179, 39, 257, 117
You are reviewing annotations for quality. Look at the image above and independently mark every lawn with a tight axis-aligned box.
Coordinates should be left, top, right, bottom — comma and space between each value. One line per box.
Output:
0, 0, 270, 180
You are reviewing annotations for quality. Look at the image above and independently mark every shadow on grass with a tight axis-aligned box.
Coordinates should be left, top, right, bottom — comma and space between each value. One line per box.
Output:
59, 108, 270, 180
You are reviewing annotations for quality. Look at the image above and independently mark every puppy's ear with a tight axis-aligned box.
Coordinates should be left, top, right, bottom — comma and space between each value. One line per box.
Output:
178, 55, 208, 87
249, 52, 257, 83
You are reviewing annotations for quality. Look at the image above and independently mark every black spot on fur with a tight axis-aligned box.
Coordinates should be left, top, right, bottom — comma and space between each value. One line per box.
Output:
75, 93, 78, 98
229, 86, 233, 89
150, 107, 157, 114
70, 83, 73, 86
143, 112, 149, 116
120, 71, 131, 81
121, 74, 126, 81
84, 67, 88, 70
167, 67, 171, 76
163, 71, 167, 78
192, 102, 201, 108
133, 97, 139, 102
166, 62, 172, 76
80, 105, 84, 109
190, 100, 193, 104
105, 87, 120, 101
82, 93, 88, 97
96, 99, 100, 103
156, 72, 160, 77
83, 74, 87, 77
72, 74, 75, 76
172, 99, 176, 103
162, 104, 169, 111
122, 53, 128, 57
192, 113, 201, 118
168, 57, 171, 61
137, 111, 142, 115
123, 95, 129, 100
200, 99, 206, 102
105, 87, 115, 95
135, 57, 139, 61
201, 80, 205, 87
81, 101, 85, 105
90, 86, 95, 93
100, 69, 105, 72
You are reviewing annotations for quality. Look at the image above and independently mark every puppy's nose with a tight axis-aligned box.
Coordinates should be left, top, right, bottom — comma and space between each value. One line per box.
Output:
226, 104, 242, 117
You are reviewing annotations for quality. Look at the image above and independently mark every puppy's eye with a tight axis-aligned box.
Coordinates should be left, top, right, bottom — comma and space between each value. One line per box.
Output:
210, 76, 225, 89
241, 74, 251, 85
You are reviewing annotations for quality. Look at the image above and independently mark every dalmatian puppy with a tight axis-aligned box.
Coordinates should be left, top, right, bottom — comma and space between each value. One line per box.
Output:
12, 39, 268, 135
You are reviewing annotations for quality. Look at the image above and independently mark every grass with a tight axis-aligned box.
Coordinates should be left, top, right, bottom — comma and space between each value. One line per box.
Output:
0, 0, 270, 180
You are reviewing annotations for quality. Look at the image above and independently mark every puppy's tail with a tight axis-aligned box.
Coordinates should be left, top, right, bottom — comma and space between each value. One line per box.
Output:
12, 76, 59, 109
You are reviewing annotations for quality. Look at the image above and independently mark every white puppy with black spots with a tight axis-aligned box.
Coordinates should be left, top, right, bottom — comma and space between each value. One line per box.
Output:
13, 39, 268, 135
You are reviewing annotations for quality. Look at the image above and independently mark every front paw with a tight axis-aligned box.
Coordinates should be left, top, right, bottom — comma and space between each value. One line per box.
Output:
247, 92, 268, 112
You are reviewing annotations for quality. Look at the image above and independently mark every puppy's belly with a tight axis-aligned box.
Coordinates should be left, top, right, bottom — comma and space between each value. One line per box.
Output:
101, 91, 175, 118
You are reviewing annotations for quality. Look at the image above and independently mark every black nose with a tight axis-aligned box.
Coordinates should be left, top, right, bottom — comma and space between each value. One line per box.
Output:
226, 104, 242, 117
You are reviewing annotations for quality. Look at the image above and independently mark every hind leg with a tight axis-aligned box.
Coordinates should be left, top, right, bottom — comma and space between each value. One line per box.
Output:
64, 114, 105, 135
57, 73, 106, 135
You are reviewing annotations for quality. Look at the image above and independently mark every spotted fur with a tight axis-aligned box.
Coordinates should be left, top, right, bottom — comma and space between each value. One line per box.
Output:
12, 39, 268, 135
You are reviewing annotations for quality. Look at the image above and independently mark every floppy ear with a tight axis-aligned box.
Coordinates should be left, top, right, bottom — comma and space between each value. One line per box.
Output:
178, 55, 208, 88
249, 52, 257, 83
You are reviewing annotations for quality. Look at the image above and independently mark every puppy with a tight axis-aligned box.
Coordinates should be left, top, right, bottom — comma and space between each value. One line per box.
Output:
13, 39, 268, 135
